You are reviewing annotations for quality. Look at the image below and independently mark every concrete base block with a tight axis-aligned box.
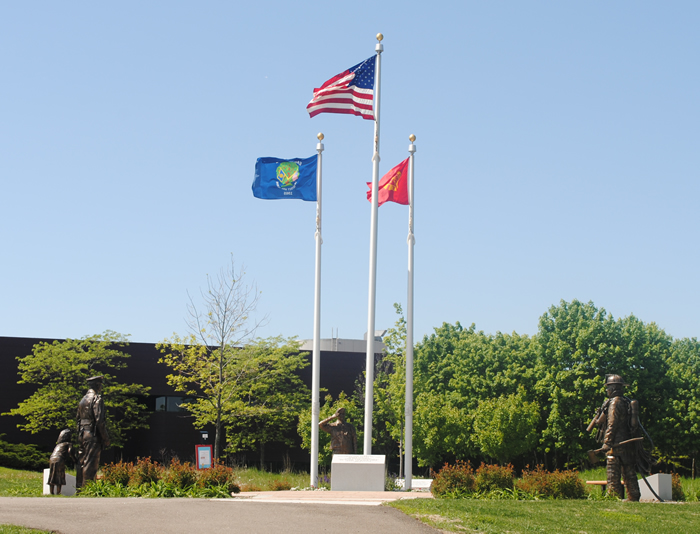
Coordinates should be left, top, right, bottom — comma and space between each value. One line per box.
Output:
331, 454, 385, 491
639, 473, 672, 501
43, 468, 77, 496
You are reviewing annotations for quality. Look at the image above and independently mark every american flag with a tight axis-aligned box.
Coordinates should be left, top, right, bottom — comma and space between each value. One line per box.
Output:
306, 56, 376, 120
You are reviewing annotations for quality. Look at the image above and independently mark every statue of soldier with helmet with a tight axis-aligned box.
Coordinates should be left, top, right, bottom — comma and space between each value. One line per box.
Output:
587, 374, 656, 501
76, 375, 110, 489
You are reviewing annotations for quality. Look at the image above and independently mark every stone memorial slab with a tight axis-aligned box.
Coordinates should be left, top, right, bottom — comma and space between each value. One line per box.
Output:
43, 468, 77, 496
331, 454, 385, 491
639, 473, 672, 501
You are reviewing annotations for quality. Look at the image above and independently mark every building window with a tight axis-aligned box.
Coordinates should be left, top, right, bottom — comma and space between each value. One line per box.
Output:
154, 396, 191, 412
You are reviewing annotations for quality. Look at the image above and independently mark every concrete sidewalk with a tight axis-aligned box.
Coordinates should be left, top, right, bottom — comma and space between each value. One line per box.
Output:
0, 491, 437, 534
226, 488, 434, 505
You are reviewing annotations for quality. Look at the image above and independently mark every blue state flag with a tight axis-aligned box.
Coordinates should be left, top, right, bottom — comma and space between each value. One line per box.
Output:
252, 155, 317, 201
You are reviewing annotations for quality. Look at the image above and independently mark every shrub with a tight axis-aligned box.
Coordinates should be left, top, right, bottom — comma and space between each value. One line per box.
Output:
240, 483, 262, 492
431, 461, 476, 497
516, 466, 586, 499
0, 435, 48, 471
102, 461, 134, 486
475, 463, 514, 493
672, 473, 685, 501
130, 457, 162, 486
162, 459, 197, 489
197, 460, 240, 494
270, 479, 292, 491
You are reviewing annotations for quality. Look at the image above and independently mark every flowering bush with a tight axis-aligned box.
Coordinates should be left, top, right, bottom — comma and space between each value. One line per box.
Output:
515, 466, 585, 499
475, 463, 515, 493
130, 457, 162, 486
161, 459, 197, 489
270, 479, 292, 491
431, 461, 476, 497
101, 461, 133, 486
197, 460, 240, 494
672, 473, 685, 501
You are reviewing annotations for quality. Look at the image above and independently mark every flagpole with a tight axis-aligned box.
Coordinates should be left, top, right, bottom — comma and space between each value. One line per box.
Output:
310, 133, 324, 487
404, 134, 416, 490
364, 33, 383, 456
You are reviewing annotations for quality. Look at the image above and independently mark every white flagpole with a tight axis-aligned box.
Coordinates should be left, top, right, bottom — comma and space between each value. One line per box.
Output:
364, 33, 383, 455
404, 134, 416, 490
310, 133, 324, 487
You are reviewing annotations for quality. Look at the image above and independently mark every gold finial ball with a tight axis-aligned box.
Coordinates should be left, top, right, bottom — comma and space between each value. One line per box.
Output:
317, 132, 324, 141
409, 134, 416, 142
376, 33, 384, 42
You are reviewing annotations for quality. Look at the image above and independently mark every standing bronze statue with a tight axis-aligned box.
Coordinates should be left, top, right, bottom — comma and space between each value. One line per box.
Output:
319, 408, 357, 455
587, 374, 656, 501
76, 375, 110, 489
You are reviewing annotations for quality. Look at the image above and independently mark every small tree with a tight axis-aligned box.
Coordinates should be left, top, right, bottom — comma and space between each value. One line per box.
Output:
3, 331, 150, 449
222, 336, 310, 467
158, 257, 267, 459
373, 303, 408, 475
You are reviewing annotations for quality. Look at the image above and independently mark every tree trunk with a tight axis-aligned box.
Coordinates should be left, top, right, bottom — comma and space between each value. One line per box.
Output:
399, 438, 403, 479
693, 456, 696, 480
260, 442, 265, 471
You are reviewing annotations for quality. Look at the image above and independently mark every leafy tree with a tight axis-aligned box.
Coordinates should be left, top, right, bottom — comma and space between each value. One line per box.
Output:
221, 337, 310, 466
413, 321, 537, 467
534, 299, 675, 466
297, 392, 361, 466
373, 304, 408, 474
471, 389, 540, 464
664, 337, 700, 472
158, 257, 265, 459
3, 331, 150, 449
158, 335, 306, 461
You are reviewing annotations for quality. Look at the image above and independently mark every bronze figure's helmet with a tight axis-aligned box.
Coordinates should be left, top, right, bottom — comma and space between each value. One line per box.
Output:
605, 374, 627, 386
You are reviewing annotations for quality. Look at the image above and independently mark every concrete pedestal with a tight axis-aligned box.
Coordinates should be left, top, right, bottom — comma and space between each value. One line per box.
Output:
639, 473, 673, 501
331, 454, 385, 491
43, 468, 77, 496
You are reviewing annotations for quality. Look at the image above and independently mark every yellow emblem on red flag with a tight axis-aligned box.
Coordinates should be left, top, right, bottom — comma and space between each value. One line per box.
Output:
366, 158, 409, 206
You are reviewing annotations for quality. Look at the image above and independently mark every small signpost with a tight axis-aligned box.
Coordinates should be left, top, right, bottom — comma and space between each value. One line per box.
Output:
196, 444, 213, 469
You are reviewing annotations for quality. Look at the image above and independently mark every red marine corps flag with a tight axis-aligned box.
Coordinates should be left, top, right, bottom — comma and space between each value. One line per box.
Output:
366, 158, 409, 206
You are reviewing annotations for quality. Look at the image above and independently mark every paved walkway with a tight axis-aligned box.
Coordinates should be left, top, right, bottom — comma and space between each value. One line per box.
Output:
0, 491, 437, 534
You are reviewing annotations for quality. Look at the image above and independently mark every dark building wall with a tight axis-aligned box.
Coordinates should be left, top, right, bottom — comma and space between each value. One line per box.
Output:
0, 336, 373, 468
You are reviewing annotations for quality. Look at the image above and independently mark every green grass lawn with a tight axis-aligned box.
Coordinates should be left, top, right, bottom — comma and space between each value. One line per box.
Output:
0, 526, 52, 534
0, 467, 43, 497
389, 498, 700, 533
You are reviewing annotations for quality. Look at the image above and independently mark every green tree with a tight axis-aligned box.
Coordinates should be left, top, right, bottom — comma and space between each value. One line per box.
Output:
534, 299, 675, 466
413, 321, 537, 467
373, 304, 408, 474
222, 337, 310, 467
4, 331, 150, 449
471, 389, 540, 464
665, 337, 700, 473
297, 392, 361, 466
158, 335, 306, 461
158, 257, 265, 459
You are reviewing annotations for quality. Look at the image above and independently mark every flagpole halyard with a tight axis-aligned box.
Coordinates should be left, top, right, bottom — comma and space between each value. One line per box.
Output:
363, 34, 383, 456
404, 134, 416, 490
310, 133, 324, 488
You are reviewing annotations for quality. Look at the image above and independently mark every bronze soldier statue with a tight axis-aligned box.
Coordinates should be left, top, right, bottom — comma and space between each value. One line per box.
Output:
319, 408, 357, 455
587, 374, 655, 501
76, 375, 110, 489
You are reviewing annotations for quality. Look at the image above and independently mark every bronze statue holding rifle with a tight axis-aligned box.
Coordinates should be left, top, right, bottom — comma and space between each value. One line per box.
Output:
587, 374, 656, 501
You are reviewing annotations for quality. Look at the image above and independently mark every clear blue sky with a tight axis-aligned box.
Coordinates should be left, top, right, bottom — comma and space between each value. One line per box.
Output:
2, 2, 698, 345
